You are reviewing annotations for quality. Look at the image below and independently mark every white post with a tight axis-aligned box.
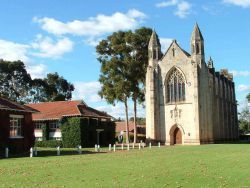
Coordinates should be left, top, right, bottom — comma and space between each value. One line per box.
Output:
113, 144, 116, 152
57, 146, 60, 156
142, 143, 145, 149
95, 144, 97, 152
127, 144, 130, 151
149, 142, 152, 149
109, 144, 111, 151
132, 143, 135, 149
139, 143, 141, 150
30, 147, 33, 158
121, 144, 124, 150
97, 145, 100, 152
158, 142, 161, 148
34, 147, 38, 156
5, 147, 9, 158
78, 146, 82, 154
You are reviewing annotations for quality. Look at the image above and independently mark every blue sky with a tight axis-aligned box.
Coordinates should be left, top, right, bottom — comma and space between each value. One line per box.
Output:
0, 0, 249, 118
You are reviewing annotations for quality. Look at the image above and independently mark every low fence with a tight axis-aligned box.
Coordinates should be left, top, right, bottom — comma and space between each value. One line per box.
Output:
0, 141, 163, 159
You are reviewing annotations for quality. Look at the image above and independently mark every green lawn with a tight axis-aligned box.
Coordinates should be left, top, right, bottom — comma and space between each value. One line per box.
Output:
0, 144, 249, 187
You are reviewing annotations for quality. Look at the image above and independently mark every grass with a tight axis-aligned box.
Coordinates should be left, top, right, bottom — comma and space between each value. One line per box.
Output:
0, 144, 249, 187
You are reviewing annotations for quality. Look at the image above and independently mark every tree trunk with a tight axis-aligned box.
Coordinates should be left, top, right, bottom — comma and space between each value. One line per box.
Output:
133, 97, 137, 143
124, 98, 130, 143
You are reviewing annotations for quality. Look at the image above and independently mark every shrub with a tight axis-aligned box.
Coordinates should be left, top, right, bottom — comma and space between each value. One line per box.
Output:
35, 140, 62, 148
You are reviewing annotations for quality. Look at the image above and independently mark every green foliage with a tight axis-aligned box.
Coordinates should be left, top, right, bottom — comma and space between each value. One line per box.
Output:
44, 72, 74, 101
0, 60, 75, 103
61, 117, 115, 148
247, 93, 250, 103
42, 124, 50, 141
61, 117, 84, 148
129, 117, 146, 125
0, 60, 31, 103
238, 107, 250, 135
96, 28, 152, 143
35, 140, 63, 147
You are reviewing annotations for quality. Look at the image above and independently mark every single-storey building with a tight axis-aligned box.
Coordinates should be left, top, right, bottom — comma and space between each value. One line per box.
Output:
115, 121, 146, 142
26, 100, 115, 146
0, 97, 37, 153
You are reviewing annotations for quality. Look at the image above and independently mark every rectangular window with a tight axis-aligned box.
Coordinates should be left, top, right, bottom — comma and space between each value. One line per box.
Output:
9, 115, 23, 137
49, 121, 59, 130
35, 122, 45, 129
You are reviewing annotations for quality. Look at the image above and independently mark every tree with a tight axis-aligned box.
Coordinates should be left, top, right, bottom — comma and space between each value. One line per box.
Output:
126, 27, 152, 142
0, 60, 32, 103
44, 72, 75, 101
238, 94, 250, 135
29, 78, 49, 103
97, 28, 152, 143
97, 31, 132, 143
247, 93, 250, 103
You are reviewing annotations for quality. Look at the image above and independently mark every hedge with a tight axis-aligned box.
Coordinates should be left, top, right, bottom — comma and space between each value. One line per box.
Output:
35, 140, 63, 148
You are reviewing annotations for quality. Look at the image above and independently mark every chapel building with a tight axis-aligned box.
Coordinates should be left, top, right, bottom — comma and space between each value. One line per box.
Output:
146, 24, 238, 145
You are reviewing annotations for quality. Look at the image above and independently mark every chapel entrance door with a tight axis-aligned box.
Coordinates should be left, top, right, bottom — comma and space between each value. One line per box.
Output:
174, 127, 182, 145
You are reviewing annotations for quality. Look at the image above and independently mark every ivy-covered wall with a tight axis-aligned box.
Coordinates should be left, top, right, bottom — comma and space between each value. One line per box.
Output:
61, 117, 115, 147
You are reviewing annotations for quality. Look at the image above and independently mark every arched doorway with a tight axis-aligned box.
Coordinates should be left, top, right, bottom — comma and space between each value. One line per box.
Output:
173, 127, 182, 145
169, 124, 184, 145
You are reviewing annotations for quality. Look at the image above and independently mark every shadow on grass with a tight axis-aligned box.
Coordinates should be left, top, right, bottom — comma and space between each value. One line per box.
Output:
0, 149, 107, 159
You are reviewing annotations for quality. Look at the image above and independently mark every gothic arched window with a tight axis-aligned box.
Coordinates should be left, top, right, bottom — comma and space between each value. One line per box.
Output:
166, 68, 185, 103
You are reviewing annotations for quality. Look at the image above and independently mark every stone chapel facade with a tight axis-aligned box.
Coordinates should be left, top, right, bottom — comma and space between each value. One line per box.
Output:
146, 24, 238, 145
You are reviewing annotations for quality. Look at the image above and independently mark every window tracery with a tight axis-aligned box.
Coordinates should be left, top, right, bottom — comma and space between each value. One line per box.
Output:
166, 68, 185, 103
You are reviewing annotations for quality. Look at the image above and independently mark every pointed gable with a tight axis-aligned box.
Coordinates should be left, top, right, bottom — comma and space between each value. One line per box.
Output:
161, 40, 190, 62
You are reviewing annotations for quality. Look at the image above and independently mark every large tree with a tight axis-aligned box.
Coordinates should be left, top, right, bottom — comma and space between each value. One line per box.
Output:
97, 31, 132, 143
0, 60, 74, 103
43, 72, 75, 102
96, 28, 152, 143
126, 27, 152, 142
0, 60, 32, 103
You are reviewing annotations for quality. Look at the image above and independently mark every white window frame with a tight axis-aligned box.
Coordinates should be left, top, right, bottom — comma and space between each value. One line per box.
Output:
9, 115, 24, 138
35, 122, 45, 130
49, 121, 59, 130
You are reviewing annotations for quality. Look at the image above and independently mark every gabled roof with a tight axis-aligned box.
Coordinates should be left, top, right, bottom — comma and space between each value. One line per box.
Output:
161, 40, 190, 60
25, 100, 111, 121
0, 97, 38, 113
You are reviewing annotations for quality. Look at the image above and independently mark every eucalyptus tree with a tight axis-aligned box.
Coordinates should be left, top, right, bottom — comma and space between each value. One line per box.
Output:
97, 28, 152, 143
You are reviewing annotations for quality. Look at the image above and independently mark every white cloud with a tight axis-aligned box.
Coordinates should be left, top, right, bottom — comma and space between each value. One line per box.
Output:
84, 37, 102, 47
0, 39, 30, 62
230, 70, 250, 77
237, 84, 250, 92
31, 35, 74, 58
26, 63, 47, 79
223, 0, 250, 8
156, 0, 191, 18
0, 38, 48, 79
174, 1, 191, 18
33, 9, 146, 37
72, 81, 103, 103
160, 38, 173, 52
156, 0, 178, 7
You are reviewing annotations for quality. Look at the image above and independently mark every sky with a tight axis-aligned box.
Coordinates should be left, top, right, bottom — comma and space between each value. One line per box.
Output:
0, 0, 249, 118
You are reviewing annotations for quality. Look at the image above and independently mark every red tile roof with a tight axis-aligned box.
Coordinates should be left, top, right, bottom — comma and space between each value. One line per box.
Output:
25, 100, 111, 120
0, 97, 37, 112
